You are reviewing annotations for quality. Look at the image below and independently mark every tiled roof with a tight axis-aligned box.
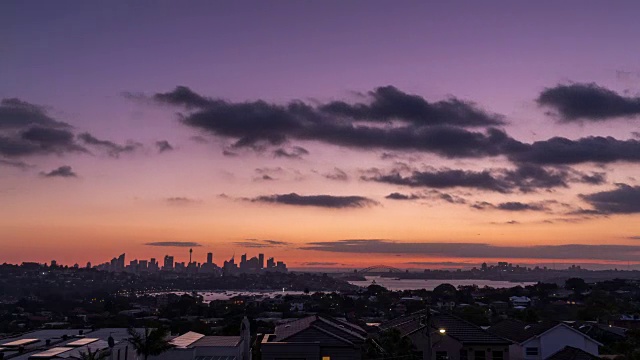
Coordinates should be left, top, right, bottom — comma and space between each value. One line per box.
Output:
380, 310, 510, 345
488, 319, 558, 343
191, 336, 241, 347
272, 315, 366, 342
546, 346, 600, 360
431, 313, 511, 345
169, 331, 205, 348
273, 316, 318, 342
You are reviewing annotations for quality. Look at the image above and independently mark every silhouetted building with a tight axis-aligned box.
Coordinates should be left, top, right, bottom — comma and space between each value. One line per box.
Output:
262, 315, 366, 360
163, 255, 174, 271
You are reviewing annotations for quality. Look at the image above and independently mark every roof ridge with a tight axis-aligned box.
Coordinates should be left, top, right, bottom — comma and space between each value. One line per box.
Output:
310, 324, 354, 345
316, 316, 366, 340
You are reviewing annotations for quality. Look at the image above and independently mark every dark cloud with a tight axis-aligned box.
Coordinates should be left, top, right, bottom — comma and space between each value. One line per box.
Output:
0, 98, 137, 161
580, 184, 640, 214
385, 192, 420, 200
155, 140, 174, 153
628, 236, 640, 240
323, 167, 348, 181
0, 126, 87, 158
273, 146, 309, 159
165, 197, 202, 205
473, 201, 548, 212
0, 158, 31, 169
0, 98, 70, 129
253, 167, 304, 182
577, 172, 607, 185
256, 174, 275, 181
319, 85, 505, 127
509, 136, 640, 165
364, 164, 604, 193
364, 167, 512, 192
538, 83, 640, 121
145, 241, 202, 247
249, 193, 378, 209
233, 239, 290, 248
434, 192, 467, 204
300, 239, 640, 261
41, 165, 77, 178
149, 86, 640, 167
151, 86, 513, 157
152, 86, 215, 108
78, 133, 141, 158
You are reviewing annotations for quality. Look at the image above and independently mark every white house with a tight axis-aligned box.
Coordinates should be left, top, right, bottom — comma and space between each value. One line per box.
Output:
488, 320, 601, 360
509, 296, 531, 308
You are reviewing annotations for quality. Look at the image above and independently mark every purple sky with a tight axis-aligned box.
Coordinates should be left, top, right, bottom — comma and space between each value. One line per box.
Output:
1, 1, 640, 269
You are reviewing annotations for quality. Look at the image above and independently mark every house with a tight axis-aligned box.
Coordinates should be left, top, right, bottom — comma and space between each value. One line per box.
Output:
510, 296, 531, 308
545, 346, 601, 360
488, 319, 601, 360
379, 310, 512, 360
158, 317, 251, 360
261, 315, 367, 360
0, 328, 147, 360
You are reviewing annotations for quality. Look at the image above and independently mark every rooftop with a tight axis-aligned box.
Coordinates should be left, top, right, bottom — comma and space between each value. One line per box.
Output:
546, 346, 601, 360
380, 310, 511, 346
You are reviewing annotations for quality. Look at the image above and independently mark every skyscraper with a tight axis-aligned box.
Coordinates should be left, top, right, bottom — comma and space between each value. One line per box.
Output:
207, 252, 213, 264
259, 253, 264, 269
163, 255, 174, 270
117, 254, 125, 271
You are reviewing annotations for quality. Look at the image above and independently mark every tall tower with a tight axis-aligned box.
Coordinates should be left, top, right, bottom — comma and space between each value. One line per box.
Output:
259, 254, 265, 269
207, 252, 213, 264
189, 248, 193, 264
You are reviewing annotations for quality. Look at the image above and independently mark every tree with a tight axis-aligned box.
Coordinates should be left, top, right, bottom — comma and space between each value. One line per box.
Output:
565, 278, 588, 293
433, 283, 457, 300
78, 347, 108, 360
365, 329, 418, 359
127, 327, 173, 360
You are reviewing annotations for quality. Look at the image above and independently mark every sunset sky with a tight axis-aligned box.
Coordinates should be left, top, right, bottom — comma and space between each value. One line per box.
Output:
1, 1, 640, 270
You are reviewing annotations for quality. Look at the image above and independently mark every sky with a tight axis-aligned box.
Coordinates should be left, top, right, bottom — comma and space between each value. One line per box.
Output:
1, 1, 640, 270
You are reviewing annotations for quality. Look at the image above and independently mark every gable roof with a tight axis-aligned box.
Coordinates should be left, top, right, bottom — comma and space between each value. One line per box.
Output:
432, 313, 511, 345
488, 320, 602, 346
380, 310, 510, 346
272, 316, 366, 343
546, 346, 600, 360
191, 336, 241, 347
488, 319, 556, 343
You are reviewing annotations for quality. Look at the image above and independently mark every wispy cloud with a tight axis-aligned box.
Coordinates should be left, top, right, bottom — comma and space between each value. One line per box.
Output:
233, 239, 290, 248
249, 193, 379, 209
145, 241, 202, 247
41, 165, 77, 178
300, 239, 640, 261
165, 197, 202, 205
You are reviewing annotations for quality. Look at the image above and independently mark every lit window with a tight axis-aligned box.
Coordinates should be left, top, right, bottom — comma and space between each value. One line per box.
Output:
322, 357, 331, 360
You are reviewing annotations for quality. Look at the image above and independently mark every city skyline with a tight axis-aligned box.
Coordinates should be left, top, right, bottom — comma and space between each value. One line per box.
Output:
2, 1, 640, 269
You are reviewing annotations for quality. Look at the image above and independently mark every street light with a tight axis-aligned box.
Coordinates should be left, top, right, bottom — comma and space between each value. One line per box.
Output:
438, 328, 446, 334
